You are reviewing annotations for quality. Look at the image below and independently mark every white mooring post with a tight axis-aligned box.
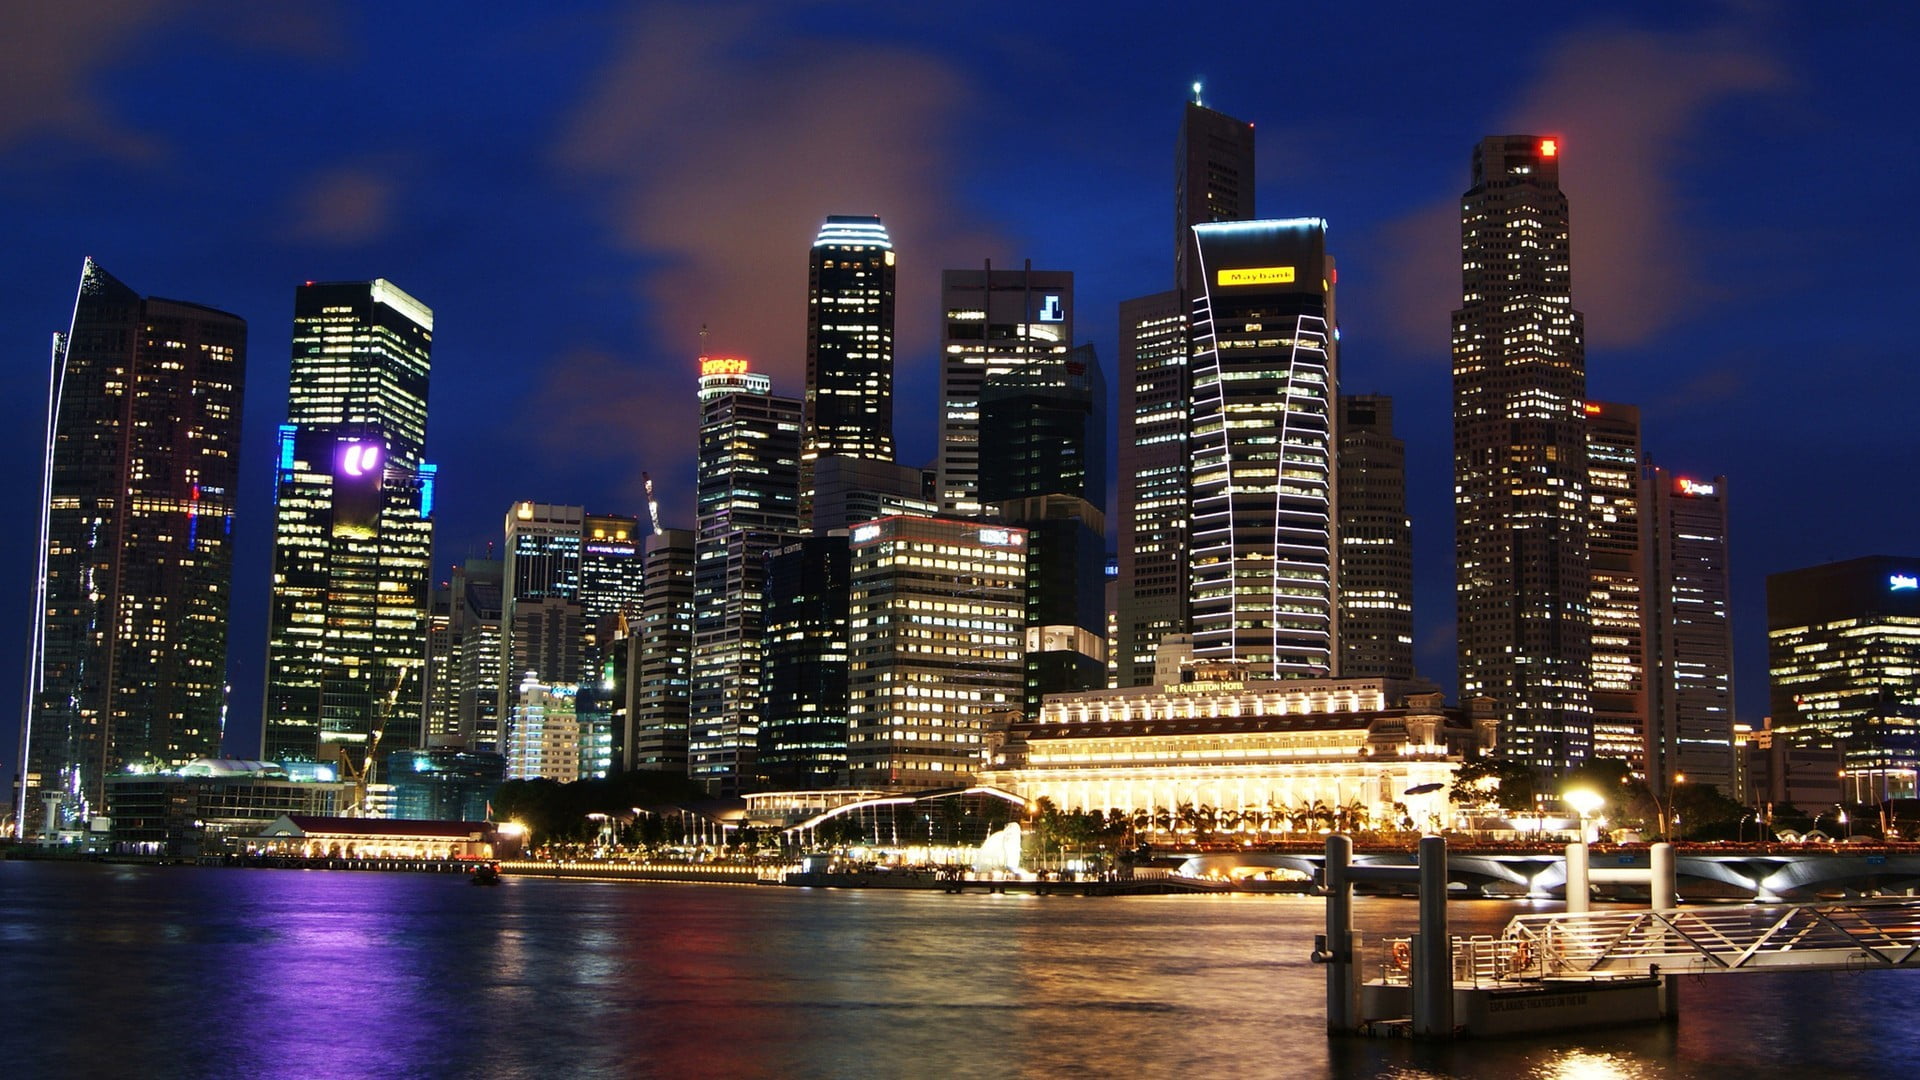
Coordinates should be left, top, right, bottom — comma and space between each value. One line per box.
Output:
1651, 842, 1676, 910
1565, 842, 1590, 914
1411, 835, 1453, 1037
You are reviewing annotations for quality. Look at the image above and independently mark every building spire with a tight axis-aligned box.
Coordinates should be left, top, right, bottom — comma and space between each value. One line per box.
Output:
1192, 80, 1203, 107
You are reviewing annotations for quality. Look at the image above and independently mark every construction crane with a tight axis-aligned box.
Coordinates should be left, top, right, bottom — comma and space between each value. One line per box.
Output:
643, 471, 663, 536
338, 668, 406, 817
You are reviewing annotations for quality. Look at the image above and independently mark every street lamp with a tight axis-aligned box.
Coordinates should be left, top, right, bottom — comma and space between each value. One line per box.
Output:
1564, 788, 1605, 845
1650, 772, 1686, 841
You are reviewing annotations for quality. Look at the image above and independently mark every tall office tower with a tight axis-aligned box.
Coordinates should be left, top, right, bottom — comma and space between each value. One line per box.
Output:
1115, 99, 1257, 689
500, 502, 586, 724
18, 260, 246, 834
630, 529, 695, 771
1768, 556, 1920, 801
505, 676, 580, 783
847, 516, 1026, 790
935, 262, 1073, 517
692, 363, 801, 793
1584, 402, 1648, 773
759, 535, 852, 788
801, 215, 896, 529
980, 345, 1109, 713
1175, 99, 1258, 300
808, 455, 938, 533
1645, 470, 1735, 793
450, 559, 503, 752
423, 583, 457, 745
578, 512, 643, 770
263, 279, 435, 767
1337, 395, 1414, 680
1188, 219, 1338, 677
1452, 135, 1590, 772
1114, 291, 1188, 687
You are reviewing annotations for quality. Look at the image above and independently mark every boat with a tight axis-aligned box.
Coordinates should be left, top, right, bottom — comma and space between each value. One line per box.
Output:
469, 862, 502, 886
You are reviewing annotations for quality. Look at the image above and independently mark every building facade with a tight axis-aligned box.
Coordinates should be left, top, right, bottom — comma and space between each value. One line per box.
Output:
505, 677, 580, 783
1188, 218, 1338, 678
692, 369, 801, 792
263, 279, 436, 770
1452, 135, 1590, 772
19, 260, 247, 834
1336, 394, 1414, 680
801, 215, 896, 528
935, 263, 1073, 517
759, 535, 852, 788
1113, 290, 1188, 687
846, 516, 1027, 790
631, 528, 695, 772
1644, 468, 1736, 793
1585, 402, 1648, 772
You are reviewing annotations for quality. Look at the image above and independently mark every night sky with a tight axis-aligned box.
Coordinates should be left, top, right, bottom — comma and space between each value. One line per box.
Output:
3, 2, 1915, 775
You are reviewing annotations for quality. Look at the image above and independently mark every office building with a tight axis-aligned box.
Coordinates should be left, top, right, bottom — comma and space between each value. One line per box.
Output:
1768, 556, 1920, 801
1452, 135, 1590, 772
1188, 218, 1338, 677
262, 279, 435, 769
18, 259, 247, 835
980, 345, 1109, 713
1337, 394, 1414, 680
847, 516, 1027, 790
505, 677, 580, 783
759, 535, 852, 788
1585, 402, 1648, 772
935, 262, 1073, 517
631, 528, 695, 772
1115, 99, 1256, 688
1646, 469, 1735, 792
384, 748, 505, 822
450, 559, 504, 752
802, 215, 896, 527
423, 583, 457, 745
808, 454, 937, 534
692, 364, 801, 793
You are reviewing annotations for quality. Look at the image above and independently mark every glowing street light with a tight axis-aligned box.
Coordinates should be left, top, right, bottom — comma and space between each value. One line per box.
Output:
1564, 788, 1605, 844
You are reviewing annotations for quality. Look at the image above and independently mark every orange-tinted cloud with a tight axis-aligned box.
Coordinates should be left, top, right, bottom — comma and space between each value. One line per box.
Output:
1376, 23, 1782, 353
0, 0, 177, 159
287, 167, 395, 246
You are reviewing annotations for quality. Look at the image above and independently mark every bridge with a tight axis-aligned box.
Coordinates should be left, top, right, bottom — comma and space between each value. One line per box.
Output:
1180, 846, 1920, 901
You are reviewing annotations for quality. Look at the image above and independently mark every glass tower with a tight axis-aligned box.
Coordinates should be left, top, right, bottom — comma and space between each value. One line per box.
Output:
262, 280, 435, 770
18, 259, 246, 835
1452, 135, 1591, 772
802, 215, 896, 528
1337, 394, 1414, 680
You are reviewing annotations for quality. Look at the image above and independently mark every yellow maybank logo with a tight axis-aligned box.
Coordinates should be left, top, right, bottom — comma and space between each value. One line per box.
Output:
1217, 266, 1296, 286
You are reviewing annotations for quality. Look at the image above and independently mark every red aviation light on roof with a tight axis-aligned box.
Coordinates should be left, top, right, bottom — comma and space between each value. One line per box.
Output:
1540, 138, 1559, 157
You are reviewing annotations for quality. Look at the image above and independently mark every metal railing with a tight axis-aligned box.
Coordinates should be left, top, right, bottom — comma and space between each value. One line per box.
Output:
1501, 898, 1920, 976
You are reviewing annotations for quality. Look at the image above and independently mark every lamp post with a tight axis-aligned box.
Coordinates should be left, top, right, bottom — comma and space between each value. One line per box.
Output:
1651, 772, 1686, 841
1564, 788, 1605, 846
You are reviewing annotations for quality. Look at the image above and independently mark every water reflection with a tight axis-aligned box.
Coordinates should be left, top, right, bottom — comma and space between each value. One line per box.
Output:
2, 863, 1916, 1079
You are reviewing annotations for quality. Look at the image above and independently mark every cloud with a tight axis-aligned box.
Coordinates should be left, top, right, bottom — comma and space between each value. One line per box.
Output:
528, 347, 695, 512
287, 167, 396, 246
0, 0, 178, 158
555, 2, 1002, 385
1375, 22, 1782, 353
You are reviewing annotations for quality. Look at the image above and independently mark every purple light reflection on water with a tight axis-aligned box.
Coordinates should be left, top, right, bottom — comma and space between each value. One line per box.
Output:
4, 862, 1920, 1079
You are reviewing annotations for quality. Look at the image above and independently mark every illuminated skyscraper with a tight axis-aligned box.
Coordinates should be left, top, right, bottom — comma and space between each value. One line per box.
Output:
1646, 469, 1734, 793
18, 259, 246, 835
1337, 394, 1413, 680
631, 528, 694, 772
500, 503, 586, 731
936, 262, 1072, 517
801, 215, 895, 528
1768, 556, 1920, 801
1115, 98, 1256, 687
1188, 219, 1338, 677
263, 279, 435, 769
1452, 135, 1590, 772
1585, 402, 1648, 773
692, 360, 801, 793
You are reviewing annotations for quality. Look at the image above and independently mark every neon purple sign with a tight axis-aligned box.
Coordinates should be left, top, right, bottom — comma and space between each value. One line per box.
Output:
339, 442, 382, 478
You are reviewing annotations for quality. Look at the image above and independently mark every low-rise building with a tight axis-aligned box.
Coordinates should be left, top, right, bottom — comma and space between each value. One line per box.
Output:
246, 815, 497, 860
106, 760, 355, 856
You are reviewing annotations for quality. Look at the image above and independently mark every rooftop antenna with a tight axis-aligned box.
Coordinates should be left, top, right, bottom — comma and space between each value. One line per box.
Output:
698, 322, 710, 356
1192, 80, 1203, 107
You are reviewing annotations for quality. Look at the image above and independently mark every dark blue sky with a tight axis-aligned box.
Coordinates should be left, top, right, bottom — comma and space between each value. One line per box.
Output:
3, 2, 1916, 773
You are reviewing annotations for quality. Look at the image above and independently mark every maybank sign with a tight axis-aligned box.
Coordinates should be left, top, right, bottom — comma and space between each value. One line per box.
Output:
1218, 266, 1295, 286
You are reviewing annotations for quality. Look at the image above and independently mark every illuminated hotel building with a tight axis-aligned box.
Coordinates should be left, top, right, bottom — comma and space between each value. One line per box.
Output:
1768, 556, 1920, 801
692, 361, 801, 793
18, 259, 246, 835
847, 516, 1027, 790
1115, 99, 1256, 688
1336, 395, 1413, 680
631, 528, 694, 771
935, 263, 1073, 517
1187, 218, 1338, 677
1585, 402, 1648, 772
802, 215, 896, 528
1645, 468, 1735, 792
1452, 135, 1590, 772
263, 279, 435, 768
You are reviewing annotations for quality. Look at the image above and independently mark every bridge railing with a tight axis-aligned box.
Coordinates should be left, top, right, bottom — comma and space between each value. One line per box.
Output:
1376, 934, 1535, 987
1502, 899, 1920, 975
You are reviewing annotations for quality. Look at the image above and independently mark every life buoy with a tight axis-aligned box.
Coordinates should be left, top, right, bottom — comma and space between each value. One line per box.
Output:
1391, 939, 1413, 971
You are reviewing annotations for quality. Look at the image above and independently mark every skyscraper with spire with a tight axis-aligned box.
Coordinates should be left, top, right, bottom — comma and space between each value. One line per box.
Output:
262, 279, 436, 769
17, 260, 246, 835
1114, 94, 1256, 685
1452, 135, 1591, 772
801, 215, 895, 529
